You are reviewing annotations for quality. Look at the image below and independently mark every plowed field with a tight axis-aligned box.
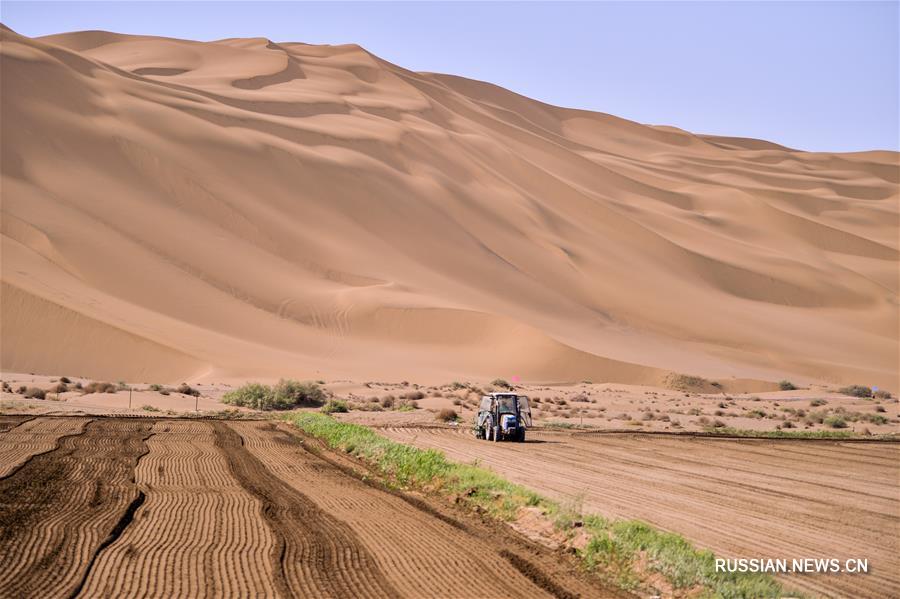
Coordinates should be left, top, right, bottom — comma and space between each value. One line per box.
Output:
379, 426, 900, 599
0, 417, 613, 599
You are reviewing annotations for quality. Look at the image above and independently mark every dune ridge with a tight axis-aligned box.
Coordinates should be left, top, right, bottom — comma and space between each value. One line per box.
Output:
1, 26, 897, 388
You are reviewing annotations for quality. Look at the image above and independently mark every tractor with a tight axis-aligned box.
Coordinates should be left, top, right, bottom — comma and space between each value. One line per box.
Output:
474, 392, 532, 442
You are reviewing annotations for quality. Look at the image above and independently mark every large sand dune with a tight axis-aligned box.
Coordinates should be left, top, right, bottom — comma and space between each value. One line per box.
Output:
1, 26, 897, 388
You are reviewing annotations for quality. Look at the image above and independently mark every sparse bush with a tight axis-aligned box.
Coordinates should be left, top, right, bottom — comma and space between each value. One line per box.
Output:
222, 383, 274, 410
380, 395, 396, 409
824, 415, 848, 429
83, 381, 118, 394
712, 419, 726, 428
778, 380, 797, 391
16, 386, 26, 394
149, 384, 164, 392
875, 405, 887, 413
452, 398, 462, 406
49, 383, 68, 394
839, 385, 872, 398
874, 390, 892, 399
782, 420, 795, 429
866, 414, 888, 425
810, 398, 828, 407
1, 382, 11, 393
272, 379, 326, 408
176, 383, 200, 397
23, 387, 45, 400
117, 381, 129, 390
142, 405, 160, 412
491, 378, 512, 390
59, 376, 71, 384
402, 391, 425, 400
435, 409, 459, 422
74, 382, 83, 390
321, 399, 349, 414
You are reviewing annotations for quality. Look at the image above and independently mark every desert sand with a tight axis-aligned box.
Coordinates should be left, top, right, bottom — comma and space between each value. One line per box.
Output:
1, 25, 898, 391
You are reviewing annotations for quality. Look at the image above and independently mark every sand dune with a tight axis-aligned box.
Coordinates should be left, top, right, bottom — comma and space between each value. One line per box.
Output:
1, 26, 897, 388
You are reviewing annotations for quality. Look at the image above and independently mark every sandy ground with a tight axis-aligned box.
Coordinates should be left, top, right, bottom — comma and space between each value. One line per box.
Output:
0, 416, 613, 599
2, 373, 897, 436
378, 426, 900, 599
1, 26, 897, 390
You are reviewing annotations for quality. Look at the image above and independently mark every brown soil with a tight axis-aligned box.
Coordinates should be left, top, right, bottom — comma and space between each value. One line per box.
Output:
0, 418, 154, 598
379, 426, 900, 598
0, 416, 618, 598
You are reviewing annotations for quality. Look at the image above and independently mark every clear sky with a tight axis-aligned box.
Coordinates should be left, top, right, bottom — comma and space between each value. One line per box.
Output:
2, 1, 897, 152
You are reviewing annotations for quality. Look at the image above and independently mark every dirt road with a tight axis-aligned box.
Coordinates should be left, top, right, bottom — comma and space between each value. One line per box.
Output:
0, 417, 613, 598
378, 426, 900, 598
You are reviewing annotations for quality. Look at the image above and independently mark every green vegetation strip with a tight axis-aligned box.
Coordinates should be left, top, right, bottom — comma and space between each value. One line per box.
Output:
282, 412, 784, 598
706, 427, 896, 440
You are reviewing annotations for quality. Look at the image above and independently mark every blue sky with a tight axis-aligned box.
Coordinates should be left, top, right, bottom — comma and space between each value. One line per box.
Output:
2, 1, 897, 152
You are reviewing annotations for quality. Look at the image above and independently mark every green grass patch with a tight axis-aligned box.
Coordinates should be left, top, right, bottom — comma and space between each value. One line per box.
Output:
282, 412, 788, 597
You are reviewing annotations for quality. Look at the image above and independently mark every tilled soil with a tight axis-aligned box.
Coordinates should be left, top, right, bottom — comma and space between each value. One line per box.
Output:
379, 426, 900, 599
0, 417, 616, 599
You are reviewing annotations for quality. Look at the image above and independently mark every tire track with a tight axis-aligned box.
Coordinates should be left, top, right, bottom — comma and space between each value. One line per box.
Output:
212, 421, 400, 599
0, 419, 153, 598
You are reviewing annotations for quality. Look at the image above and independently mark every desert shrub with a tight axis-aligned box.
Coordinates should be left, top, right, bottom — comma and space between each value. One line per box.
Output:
272, 379, 326, 408
809, 398, 827, 407
824, 415, 848, 429
712, 419, 726, 428
451, 398, 462, 406
16, 386, 26, 394
873, 390, 892, 399
142, 405, 160, 412
83, 381, 118, 394
687, 407, 702, 416
450, 381, 466, 390
74, 382, 83, 390
59, 376, 71, 384
49, 383, 68, 394
432, 391, 443, 397
875, 405, 886, 413
778, 380, 797, 391
641, 412, 655, 421
380, 395, 395, 409
435, 409, 459, 422
222, 383, 274, 410
23, 387, 45, 400
117, 381, 129, 390
839, 385, 872, 398
402, 391, 425, 400
865, 414, 888, 425
397, 399, 419, 411
710, 381, 722, 389
782, 420, 795, 429
149, 384, 164, 392
1, 382, 10, 393
321, 399, 349, 414
176, 383, 200, 397
491, 378, 512, 390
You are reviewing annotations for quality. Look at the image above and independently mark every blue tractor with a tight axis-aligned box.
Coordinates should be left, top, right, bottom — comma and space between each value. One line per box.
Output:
474, 393, 532, 442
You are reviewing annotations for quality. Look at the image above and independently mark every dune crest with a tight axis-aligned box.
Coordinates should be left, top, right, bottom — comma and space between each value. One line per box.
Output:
1, 26, 897, 387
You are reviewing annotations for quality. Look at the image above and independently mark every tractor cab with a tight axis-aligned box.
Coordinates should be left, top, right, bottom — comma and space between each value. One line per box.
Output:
475, 392, 532, 442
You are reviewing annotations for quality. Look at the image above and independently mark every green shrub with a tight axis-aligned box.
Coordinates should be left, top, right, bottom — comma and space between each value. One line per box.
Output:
824, 415, 848, 429
873, 390, 892, 399
222, 383, 274, 410
142, 405, 160, 412
839, 385, 872, 398
809, 398, 827, 407
273, 379, 326, 408
321, 399, 349, 414
778, 380, 797, 391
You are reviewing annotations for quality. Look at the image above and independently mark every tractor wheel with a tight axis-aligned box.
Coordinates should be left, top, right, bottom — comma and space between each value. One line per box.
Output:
517, 429, 526, 443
